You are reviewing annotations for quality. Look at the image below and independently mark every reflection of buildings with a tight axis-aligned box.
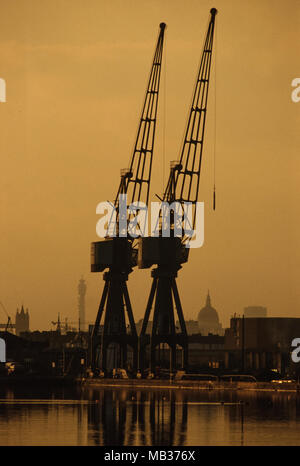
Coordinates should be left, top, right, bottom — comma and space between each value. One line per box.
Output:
87, 390, 188, 446
88, 390, 131, 445
149, 391, 187, 446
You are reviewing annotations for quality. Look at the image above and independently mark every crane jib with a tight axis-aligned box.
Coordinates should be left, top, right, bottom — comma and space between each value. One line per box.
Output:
113, 22, 166, 224
163, 8, 217, 232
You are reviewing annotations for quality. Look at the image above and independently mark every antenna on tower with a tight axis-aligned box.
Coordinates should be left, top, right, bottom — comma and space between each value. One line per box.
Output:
78, 277, 87, 332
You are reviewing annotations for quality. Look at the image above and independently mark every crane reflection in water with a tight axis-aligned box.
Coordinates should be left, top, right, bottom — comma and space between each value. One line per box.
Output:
87, 389, 188, 446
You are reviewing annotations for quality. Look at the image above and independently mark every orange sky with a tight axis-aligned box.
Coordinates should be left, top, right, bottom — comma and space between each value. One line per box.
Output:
0, 0, 299, 330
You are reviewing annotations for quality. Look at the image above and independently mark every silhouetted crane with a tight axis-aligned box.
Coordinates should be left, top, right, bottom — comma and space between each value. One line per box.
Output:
0, 301, 14, 333
138, 9, 218, 373
90, 23, 166, 373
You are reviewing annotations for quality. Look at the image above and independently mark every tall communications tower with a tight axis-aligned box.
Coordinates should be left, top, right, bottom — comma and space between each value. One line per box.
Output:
78, 277, 87, 331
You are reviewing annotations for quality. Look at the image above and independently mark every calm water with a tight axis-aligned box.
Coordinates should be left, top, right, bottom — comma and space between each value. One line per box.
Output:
0, 385, 300, 446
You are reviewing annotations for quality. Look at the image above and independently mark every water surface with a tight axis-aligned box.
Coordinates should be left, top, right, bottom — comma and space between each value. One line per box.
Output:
0, 385, 299, 445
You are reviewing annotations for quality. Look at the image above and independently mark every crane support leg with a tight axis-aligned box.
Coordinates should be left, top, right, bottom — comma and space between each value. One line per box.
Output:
171, 278, 189, 368
91, 271, 138, 374
139, 267, 188, 374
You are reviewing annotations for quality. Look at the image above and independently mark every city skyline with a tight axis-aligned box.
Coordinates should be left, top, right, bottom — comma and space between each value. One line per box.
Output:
0, 290, 278, 333
0, 0, 299, 331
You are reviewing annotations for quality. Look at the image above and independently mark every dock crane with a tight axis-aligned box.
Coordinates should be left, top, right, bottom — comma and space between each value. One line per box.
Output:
138, 9, 218, 373
90, 23, 166, 373
0, 301, 14, 333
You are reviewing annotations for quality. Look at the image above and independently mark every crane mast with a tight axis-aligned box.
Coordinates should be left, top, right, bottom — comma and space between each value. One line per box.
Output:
90, 23, 166, 374
164, 8, 216, 226
138, 9, 217, 374
114, 23, 166, 215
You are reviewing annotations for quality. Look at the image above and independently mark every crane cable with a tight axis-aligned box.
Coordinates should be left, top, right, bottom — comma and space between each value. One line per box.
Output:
162, 28, 167, 195
213, 15, 218, 211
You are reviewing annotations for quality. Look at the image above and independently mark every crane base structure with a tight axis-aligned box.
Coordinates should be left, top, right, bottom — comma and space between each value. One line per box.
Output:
90, 238, 138, 374
138, 237, 189, 373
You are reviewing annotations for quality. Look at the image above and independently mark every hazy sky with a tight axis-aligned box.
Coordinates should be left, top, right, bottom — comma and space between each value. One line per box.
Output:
0, 0, 299, 330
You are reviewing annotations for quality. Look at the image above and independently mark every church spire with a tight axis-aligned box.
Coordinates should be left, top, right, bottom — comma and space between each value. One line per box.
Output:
206, 290, 211, 307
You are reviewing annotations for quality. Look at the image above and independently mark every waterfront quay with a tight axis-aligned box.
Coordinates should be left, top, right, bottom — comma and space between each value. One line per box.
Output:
81, 377, 300, 393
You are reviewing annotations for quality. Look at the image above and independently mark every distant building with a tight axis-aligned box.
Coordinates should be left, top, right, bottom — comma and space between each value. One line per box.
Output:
172, 319, 198, 335
197, 292, 223, 336
0, 330, 45, 370
2, 330, 87, 376
244, 306, 267, 318
135, 319, 152, 335
224, 317, 300, 376
188, 334, 225, 369
184, 320, 199, 335
15, 305, 29, 336
89, 324, 104, 336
